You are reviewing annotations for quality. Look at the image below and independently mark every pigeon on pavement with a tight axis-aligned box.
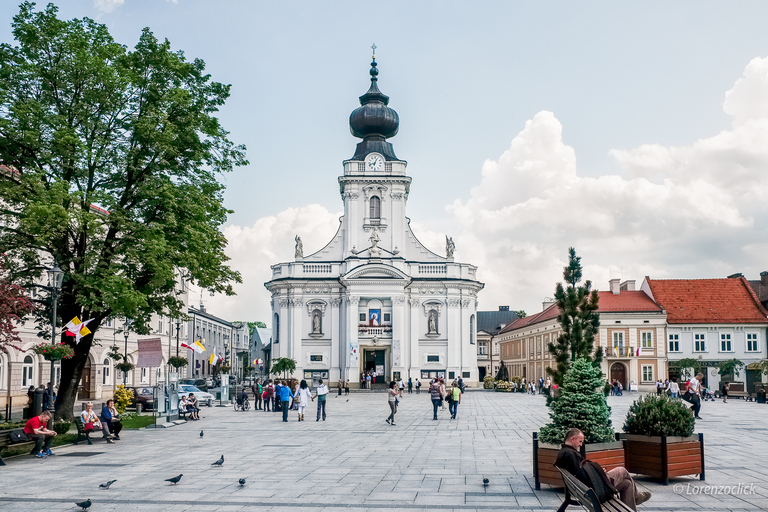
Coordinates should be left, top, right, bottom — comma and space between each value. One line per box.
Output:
346, 399, 349, 402
75, 499, 92, 510
482, 477, 489, 487
200, 430, 204, 437
239, 478, 246, 486
165, 474, 183, 485
212, 455, 224, 466
99, 480, 116, 489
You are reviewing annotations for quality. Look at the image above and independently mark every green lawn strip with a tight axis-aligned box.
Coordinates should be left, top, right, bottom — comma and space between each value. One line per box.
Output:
120, 414, 156, 429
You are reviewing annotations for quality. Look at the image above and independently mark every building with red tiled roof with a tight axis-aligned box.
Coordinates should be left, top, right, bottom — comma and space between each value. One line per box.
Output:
496, 279, 668, 392
642, 276, 768, 393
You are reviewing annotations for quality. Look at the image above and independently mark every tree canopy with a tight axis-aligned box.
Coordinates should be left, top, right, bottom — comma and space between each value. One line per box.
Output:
0, 3, 246, 418
547, 247, 602, 386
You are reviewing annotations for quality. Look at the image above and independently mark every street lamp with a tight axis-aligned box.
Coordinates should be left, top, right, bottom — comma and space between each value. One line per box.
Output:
123, 319, 130, 385
175, 320, 181, 357
46, 261, 64, 420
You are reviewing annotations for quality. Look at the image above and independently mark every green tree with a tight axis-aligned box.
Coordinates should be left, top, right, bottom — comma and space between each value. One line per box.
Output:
0, 4, 246, 419
718, 358, 744, 380
270, 357, 297, 379
547, 248, 601, 386
539, 358, 615, 444
513, 310, 527, 319
673, 358, 700, 380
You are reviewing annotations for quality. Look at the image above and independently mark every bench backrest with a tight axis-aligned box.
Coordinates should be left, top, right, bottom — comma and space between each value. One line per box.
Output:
557, 467, 602, 512
727, 382, 745, 393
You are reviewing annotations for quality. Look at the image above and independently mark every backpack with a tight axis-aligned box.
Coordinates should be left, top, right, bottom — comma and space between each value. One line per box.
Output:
9, 430, 29, 443
577, 460, 618, 503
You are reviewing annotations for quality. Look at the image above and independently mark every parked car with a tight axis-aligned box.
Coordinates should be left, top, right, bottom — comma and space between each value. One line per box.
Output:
178, 384, 214, 406
205, 377, 214, 388
131, 386, 156, 412
178, 378, 208, 391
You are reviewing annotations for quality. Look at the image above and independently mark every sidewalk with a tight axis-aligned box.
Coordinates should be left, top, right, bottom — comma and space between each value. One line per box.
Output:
0, 390, 766, 511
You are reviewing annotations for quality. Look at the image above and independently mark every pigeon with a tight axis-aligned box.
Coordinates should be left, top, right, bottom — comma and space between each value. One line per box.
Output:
165, 474, 183, 485
482, 477, 489, 487
239, 478, 246, 486
75, 499, 92, 510
346, 399, 349, 402
200, 430, 204, 437
211, 455, 224, 466
99, 479, 117, 489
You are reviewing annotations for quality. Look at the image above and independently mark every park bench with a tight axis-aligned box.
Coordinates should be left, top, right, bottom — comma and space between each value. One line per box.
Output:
555, 467, 633, 512
73, 417, 103, 445
725, 382, 750, 400
0, 428, 36, 465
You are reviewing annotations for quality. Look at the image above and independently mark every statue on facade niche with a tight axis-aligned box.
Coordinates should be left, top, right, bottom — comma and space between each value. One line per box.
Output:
446, 236, 455, 258
369, 228, 381, 257
312, 310, 321, 334
428, 310, 438, 334
295, 235, 303, 259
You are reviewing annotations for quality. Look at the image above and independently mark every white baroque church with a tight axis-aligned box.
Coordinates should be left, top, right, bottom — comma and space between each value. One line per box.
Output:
265, 54, 484, 387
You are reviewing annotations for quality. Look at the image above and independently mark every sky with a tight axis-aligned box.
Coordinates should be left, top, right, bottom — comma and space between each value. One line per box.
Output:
3, 1, 768, 325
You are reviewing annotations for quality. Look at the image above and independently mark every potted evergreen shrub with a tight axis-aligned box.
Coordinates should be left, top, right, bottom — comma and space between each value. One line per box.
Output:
620, 393, 704, 485
533, 358, 624, 489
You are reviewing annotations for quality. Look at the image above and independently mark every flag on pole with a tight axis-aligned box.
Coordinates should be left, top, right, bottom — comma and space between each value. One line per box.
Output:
64, 317, 93, 344
209, 351, 217, 365
636, 347, 640, 357
614, 346, 619, 357
181, 342, 204, 354
602, 347, 607, 358
193, 339, 206, 352
253, 358, 263, 365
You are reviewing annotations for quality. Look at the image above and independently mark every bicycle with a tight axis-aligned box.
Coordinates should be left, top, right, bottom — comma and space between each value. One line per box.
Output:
234, 397, 250, 411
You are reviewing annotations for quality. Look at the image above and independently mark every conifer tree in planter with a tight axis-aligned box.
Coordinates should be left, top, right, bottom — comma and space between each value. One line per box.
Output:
620, 393, 703, 485
533, 359, 623, 489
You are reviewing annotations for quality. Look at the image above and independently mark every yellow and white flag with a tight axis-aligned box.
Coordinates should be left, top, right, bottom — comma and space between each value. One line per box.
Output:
193, 339, 206, 353
209, 350, 217, 365
64, 317, 93, 344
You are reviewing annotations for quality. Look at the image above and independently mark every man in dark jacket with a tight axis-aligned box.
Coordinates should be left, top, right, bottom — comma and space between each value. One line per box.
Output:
555, 428, 651, 511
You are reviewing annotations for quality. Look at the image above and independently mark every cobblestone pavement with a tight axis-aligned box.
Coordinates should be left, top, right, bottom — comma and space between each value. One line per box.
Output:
1, 390, 766, 511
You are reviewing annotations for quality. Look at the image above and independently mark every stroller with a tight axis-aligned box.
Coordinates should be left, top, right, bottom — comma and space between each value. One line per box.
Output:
701, 387, 716, 401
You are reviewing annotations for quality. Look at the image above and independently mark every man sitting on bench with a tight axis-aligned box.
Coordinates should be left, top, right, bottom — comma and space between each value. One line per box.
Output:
24, 410, 57, 458
555, 428, 651, 511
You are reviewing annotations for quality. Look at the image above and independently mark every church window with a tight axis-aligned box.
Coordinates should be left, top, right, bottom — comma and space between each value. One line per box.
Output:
427, 355, 439, 362
369, 196, 381, 220
273, 313, 280, 344
22, 355, 34, 387
383, 313, 391, 322
470, 314, 475, 344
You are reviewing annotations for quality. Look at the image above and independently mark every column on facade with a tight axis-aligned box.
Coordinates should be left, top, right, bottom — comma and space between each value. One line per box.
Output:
460, 296, 474, 376
444, 295, 460, 377
391, 295, 406, 379
409, 297, 420, 378
290, 296, 303, 369
330, 297, 342, 383
276, 297, 289, 360
345, 295, 360, 383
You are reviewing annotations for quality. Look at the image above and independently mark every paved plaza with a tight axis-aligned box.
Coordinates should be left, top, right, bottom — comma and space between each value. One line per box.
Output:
1, 390, 767, 511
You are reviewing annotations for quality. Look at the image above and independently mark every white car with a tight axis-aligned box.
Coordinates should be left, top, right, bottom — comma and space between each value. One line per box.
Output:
178, 384, 214, 406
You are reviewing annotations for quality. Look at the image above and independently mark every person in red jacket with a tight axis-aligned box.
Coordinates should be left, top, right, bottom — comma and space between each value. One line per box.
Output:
24, 410, 57, 457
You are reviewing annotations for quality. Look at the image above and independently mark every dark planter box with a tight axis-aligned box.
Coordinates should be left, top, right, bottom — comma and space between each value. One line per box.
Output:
620, 433, 705, 485
532, 433, 625, 490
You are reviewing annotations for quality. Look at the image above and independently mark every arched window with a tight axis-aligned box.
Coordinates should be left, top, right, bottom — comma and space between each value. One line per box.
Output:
103, 358, 111, 385
369, 196, 381, 220
22, 355, 34, 387
470, 314, 476, 344
274, 313, 280, 344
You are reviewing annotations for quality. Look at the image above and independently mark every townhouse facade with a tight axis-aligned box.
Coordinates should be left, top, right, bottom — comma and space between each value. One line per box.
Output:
476, 306, 519, 380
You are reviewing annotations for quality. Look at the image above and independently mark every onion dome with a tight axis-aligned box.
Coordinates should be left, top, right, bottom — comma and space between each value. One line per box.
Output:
349, 49, 399, 161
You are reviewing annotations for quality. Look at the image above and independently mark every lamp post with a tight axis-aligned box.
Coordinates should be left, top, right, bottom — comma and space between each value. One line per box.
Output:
123, 319, 130, 385
46, 261, 64, 421
175, 320, 181, 357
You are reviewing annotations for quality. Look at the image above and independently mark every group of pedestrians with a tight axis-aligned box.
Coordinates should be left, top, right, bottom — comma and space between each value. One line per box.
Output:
242, 378, 331, 422
428, 378, 463, 420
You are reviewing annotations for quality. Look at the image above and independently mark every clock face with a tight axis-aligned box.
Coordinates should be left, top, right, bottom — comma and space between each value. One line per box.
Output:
365, 153, 384, 171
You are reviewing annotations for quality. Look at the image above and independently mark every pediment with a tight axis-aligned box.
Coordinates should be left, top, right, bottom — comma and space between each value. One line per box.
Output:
341, 264, 411, 282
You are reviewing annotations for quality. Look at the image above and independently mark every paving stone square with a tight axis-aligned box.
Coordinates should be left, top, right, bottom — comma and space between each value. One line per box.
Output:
1, 390, 766, 511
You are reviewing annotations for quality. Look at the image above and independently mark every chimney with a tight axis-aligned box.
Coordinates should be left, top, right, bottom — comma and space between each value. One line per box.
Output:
499, 306, 509, 311
609, 278, 621, 295
620, 280, 636, 292
542, 300, 555, 311
761, 271, 768, 286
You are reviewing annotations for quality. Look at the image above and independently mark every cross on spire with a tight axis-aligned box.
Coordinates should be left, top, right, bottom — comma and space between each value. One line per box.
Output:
371, 43, 377, 59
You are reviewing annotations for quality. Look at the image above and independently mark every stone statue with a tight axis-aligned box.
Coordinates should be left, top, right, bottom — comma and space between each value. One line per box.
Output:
369, 228, 381, 257
428, 310, 438, 334
312, 310, 321, 333
446, 236, 455, 258
295, 235, 303, 259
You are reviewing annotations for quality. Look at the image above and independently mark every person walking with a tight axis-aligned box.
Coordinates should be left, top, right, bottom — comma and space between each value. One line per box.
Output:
722, 381, 730, 403
449, 381, 462, 419
416, 379, 421, 394
344, 380, 350, 395
439, 378, 447, 410
668, 377, 679, 399
686, 373, 704, 419
398, 378, 405, 396
407, 378, 413, 394
430, 379, 442, 420
278, 381, 293, 422
312, 379, 329, 421
274, 380, 282, 412
296, 380, 311, 421
386, 381, 398, 426
252, 378, 263, 410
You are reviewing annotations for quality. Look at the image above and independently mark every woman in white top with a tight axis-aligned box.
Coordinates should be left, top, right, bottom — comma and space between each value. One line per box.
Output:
667, 378, 679, 399
296, 380, 312, 422
80, 402, 102, 431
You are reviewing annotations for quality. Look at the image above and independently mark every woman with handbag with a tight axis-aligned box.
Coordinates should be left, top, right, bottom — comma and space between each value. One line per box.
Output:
386, 381, 398, 426
80, 402, 102, 443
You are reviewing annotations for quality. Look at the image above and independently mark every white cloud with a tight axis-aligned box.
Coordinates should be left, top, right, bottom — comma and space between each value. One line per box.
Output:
94, 0, 124, 13
207, 56, 768, 322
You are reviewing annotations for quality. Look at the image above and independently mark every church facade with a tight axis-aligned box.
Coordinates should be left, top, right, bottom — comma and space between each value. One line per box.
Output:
265, 54, 484, 387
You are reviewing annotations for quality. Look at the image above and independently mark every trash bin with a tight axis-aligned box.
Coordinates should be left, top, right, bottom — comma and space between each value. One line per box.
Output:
757, 388, 766, 404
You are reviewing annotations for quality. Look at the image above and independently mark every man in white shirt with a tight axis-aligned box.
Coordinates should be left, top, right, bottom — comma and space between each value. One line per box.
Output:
312, 379, 329, 421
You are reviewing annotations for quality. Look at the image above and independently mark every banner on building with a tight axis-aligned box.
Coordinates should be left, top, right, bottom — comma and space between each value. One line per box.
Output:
137, 338, 163, 367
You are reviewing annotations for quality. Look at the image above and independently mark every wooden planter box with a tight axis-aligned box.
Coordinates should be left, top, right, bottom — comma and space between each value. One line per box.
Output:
532, 433, 625, 490
620, 433, 705, 485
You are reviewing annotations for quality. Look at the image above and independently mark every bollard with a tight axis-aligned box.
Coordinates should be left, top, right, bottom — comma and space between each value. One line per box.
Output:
33, 389, 44, 416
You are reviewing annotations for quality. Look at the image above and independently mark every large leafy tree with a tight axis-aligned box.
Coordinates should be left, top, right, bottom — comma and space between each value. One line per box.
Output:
0, 3, 246, 419
547, 247, 602, 386
0, 255, 35, 353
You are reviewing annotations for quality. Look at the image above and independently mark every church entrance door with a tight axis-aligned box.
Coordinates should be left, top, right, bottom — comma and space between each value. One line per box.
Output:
363, 349, 387, 385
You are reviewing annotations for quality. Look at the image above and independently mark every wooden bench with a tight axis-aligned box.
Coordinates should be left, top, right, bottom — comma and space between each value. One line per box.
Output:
555, 467, 633, 512
0, 429, 36, 465
73, 417, 101, 445
725, 382, 750, 400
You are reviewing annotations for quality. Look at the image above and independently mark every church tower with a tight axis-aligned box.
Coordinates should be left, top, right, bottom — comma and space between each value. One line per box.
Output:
266, 50, 484, 387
